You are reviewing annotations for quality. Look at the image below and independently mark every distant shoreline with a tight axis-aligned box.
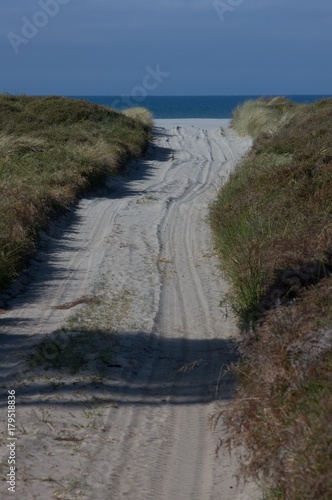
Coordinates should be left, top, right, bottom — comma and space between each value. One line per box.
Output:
68, 95, 332, 119
155, 118, 231, 129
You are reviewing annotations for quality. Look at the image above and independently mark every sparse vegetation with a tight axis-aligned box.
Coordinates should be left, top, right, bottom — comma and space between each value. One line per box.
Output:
26, 285, 133, 374
26, 329, 114, 374
0, 94, 151, 292
211, 97, 332, 498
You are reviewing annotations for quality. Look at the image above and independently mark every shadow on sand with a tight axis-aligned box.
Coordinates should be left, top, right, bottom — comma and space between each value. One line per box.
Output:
0, 127, 235, 412
0, 328, 238, 408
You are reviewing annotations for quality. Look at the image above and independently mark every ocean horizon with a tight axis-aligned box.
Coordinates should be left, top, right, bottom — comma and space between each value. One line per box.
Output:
68, 95, 332, 119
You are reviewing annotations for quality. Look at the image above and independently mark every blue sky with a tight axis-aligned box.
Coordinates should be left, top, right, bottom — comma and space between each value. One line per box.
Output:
1, 0, 332, 95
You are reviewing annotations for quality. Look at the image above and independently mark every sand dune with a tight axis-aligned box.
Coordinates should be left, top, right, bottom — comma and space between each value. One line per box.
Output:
0, 121, 259, 499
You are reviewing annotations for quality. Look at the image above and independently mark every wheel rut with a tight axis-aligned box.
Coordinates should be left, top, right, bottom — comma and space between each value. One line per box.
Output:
0, 123, 258, 500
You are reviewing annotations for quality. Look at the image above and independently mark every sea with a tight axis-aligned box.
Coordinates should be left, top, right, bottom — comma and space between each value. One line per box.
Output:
69, 95, 332, 119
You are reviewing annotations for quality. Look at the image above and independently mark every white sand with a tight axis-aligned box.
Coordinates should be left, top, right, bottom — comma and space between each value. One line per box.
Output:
155, 118, 231, 130
0, 121, 259, 499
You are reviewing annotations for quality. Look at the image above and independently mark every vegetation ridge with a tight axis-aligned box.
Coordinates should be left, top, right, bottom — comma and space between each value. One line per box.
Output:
0, 95, 152, 293
211, 97, 332, 499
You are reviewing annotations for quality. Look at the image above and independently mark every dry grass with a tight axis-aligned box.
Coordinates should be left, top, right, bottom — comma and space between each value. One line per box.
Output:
231, 97, 299, 139
228, 281, 332, 499
122, 107, 154, 127
211, 97, 332, 498
0, 94, 151, 292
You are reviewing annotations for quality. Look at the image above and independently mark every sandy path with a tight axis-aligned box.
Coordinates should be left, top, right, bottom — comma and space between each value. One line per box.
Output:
0, 121, 258, 499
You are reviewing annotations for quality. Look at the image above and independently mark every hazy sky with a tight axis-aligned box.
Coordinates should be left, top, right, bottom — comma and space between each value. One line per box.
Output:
1, 0, 332, 95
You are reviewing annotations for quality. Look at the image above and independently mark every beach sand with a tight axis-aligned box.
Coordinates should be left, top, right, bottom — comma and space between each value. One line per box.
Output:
155, 118, 231, 129
0, 121, 259, 499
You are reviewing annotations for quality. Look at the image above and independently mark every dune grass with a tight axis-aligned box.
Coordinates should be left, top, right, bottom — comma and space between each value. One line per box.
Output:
0, 94, 151, 292
211, 97, 332, 498
122, 107, 154, 127
231, 97, 299, 139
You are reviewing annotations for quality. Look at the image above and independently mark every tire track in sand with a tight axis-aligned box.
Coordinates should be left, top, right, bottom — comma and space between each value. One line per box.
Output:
82, 125, 257, 500
0, 123, 259, 499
